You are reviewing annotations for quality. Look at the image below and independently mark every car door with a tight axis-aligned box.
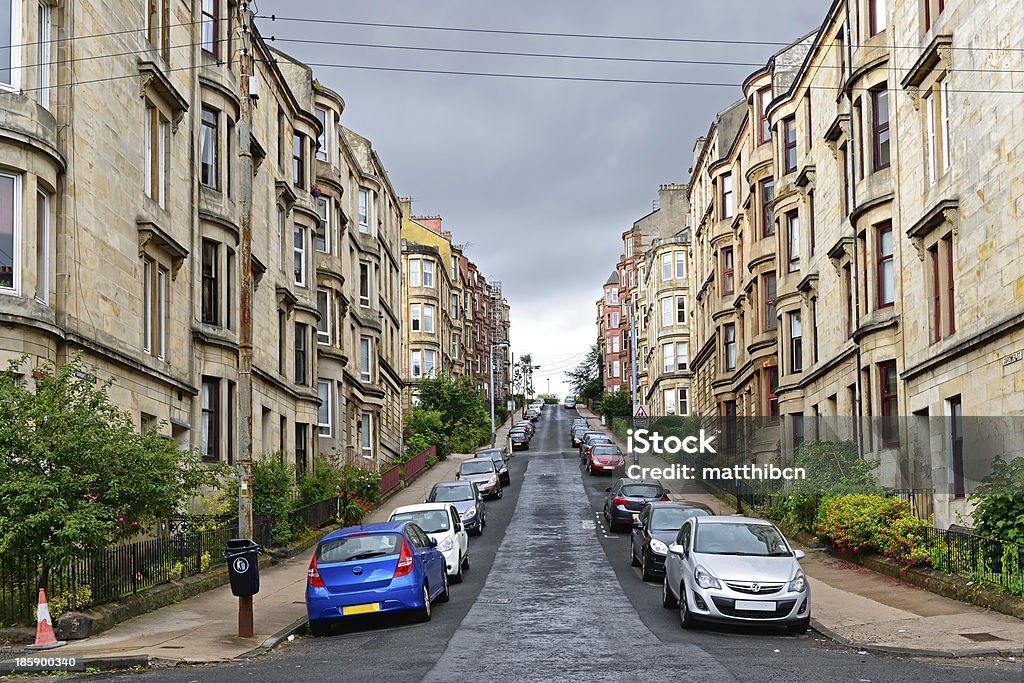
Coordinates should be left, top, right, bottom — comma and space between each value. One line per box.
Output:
409, 524, 442, 595
667, 520, 692, 599
631, 504, 651, 559
449, 505, 468, 559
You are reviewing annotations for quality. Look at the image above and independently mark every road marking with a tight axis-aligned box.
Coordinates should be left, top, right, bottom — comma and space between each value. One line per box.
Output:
581, 520, 596, 529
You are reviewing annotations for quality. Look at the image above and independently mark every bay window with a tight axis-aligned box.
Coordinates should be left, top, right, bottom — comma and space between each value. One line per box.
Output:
876, 223, 894, 307
317, 381, 332, 437
721, 247, 735, 294
871, 86, 890, 170
317, 289, 330, 344
0, 173, 19, 292
723, 323, 736, 371
293, 225, 306, 286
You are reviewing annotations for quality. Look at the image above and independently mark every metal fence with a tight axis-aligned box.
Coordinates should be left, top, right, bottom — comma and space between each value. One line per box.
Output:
401, 445, 433, 481
0, 517, 270, 627
926, 526, 1024, 596
885, 488, 935, 521
380, 463, 402, 495
290, 497, 339, 532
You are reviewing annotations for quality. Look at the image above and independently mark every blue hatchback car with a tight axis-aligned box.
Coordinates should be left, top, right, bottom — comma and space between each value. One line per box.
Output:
306, 521, 449, 635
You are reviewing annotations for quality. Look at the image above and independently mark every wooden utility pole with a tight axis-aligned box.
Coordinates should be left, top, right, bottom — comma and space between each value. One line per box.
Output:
236, 0, 256, 639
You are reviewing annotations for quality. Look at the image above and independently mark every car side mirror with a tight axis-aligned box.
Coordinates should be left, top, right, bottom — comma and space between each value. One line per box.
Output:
668, 544, 685, 557
605, 487, 612, 493
430, 538, 438, 547
632, 518, 643, 529
455, 523, 463, 532
793, 549, 805, 560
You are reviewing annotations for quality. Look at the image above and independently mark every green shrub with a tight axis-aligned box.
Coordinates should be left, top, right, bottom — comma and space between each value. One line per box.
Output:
765, 493, 822, 533
789, 441, 880, 494
816, 494, 930, 565
49, 584, 92, 618
969, 456, 1024, 545
296, 455, 343, 507
338, 465, 382, 506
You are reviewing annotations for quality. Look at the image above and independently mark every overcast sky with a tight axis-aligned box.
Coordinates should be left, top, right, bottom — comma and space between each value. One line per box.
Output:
256, 1, 828, 399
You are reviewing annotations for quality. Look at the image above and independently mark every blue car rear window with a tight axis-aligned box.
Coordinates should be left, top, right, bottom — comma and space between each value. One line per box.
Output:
318, 533, 402, 563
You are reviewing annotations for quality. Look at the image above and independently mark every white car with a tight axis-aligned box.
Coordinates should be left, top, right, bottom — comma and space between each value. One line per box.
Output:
564, 396, 577, 409
389, 503, 470, 583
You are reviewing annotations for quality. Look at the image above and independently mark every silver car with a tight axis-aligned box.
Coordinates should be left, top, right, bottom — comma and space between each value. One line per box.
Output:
662, 516, 810, 633
456, 459, 503, 499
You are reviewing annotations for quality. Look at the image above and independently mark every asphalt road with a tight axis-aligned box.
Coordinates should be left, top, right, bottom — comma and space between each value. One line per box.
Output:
101, 407, 1022, 682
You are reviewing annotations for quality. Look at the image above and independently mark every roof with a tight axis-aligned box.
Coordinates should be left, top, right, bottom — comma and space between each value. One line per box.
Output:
318, 520, 407, 542
389, 502, 455, 515
604, 270, 620, 286
432, 479, 472, 488
695, 516, 774, 525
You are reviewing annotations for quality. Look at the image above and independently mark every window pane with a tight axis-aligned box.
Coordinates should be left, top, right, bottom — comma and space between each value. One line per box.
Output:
201, 108, 218, 188
35, 191, 47, 301
675, 251, 685, 279
0, 0, 13, 85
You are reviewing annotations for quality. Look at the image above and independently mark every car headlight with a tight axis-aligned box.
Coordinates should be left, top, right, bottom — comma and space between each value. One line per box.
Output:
788, 573, 807, 593
438, 536, 454, 552
694, 564, 721, 589
649, 539, 668, 554
462, 506, 476, 519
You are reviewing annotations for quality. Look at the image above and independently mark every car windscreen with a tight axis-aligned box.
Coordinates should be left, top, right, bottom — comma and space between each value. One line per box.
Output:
390, 510, 450, 534
694, 523, 792, 556
510, 430, 527, 438
460, 460, 494, 475
475, 449, 503, 460
591, 446, 621, 456
430, 484, 475, 502
620, 484, 664, 498
318, 533, 402, 563
650, 507, 710, 531
587, 436, 612, 444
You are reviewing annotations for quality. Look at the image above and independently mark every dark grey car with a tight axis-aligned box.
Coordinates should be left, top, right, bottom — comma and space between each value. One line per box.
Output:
630, 502, 714, 581
426, 481, 486, 536
474, 447, 510, 486
603, 478, 668, 532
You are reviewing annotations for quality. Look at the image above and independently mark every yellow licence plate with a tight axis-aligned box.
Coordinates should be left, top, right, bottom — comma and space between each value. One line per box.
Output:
342, 602, 381, 616
632, 513, 640, 520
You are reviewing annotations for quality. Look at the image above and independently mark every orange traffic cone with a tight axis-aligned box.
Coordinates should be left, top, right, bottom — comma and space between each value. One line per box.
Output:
25, 589, 66, 650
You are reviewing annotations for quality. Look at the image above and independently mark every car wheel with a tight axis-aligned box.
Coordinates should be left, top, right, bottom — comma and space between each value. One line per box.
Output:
662, 578, 678, 608
308, 619, 332, 637
587, 463, 593, 475
679, 586, 697, 629
453, 559, 464, 584
497, 486, 503, 499
416, 583, 432, 623
437, 571, 450, 603
788, 617, 810, 634
630, 538, 641, 567
461, 553, 470, 571
641, 550, 656, 582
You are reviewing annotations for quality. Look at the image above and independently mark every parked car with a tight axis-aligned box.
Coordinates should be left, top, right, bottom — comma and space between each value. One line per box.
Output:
514, 420, 535, 437
564, 396, 577, 409
474, 447, 511, 485
574, 428, 603, 449
663, 516, 810, 633
525, 408, 541, 422
390, 503, 470, 583
509, 427, 530, 451
585, 444, 625, 475
529, 399, 545, 411
629, 502, 714, 581
602, 478, 669, 531
426, 481, 486, 536
579, 433, 614, 461
457, 459, 503, 499
306, 520, 449, 635
570, 417, 588, 432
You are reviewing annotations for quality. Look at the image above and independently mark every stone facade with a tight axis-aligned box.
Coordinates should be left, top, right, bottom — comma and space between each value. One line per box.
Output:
0, 4, 402, 476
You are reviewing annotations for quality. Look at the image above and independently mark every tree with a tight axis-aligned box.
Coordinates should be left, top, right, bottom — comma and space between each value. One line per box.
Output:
413, 374, 490, 455
598, 389, 632, 418
565, 344, 603, 404
404, 406, 447, 459
0, 355, 217, 586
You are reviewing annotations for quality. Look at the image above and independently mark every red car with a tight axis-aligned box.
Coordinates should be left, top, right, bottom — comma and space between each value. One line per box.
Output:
586, 445, 625, 475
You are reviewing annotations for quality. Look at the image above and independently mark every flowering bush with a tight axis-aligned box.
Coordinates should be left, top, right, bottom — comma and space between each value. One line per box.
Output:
816, 494, 931, 566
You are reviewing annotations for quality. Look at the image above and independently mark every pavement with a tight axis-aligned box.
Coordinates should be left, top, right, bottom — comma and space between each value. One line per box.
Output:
575, 406, 1024, 658
0, 418, 518, 671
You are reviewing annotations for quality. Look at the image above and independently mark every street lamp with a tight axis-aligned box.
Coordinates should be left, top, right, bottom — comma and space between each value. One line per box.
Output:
490, 342, 510, 446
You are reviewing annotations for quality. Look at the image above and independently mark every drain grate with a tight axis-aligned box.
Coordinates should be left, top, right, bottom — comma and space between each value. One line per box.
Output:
958, 632, 1007, 642
478, 598, 513, 605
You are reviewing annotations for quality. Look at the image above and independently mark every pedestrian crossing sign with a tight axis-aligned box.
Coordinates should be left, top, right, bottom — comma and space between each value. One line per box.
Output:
633, 405, 649, 427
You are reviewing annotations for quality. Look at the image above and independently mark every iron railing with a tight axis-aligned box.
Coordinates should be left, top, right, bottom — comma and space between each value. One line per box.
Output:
290, 497, 339, 532
380, 463, 402, 494
401, 445, 433, 481
926, 526, 1024, 596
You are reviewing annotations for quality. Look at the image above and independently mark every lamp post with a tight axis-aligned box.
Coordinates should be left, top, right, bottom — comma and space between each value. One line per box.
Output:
490, 342, 509, 446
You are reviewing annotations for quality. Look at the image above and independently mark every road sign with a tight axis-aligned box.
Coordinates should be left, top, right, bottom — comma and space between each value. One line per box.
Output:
633, 405, 649, 428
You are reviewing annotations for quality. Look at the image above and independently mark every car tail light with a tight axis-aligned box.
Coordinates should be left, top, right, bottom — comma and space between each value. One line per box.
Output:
393, 539, 414, 578
661, 495, 671, 501
307, 553, 325, 587
613, 497, 629, 506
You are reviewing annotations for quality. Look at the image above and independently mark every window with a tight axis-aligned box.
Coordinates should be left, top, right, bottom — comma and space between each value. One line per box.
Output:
278, 310, 286, 374
201, 239, 219, 324
411, 349, 422, 378
757, 87, 772, 144
293, 225, 306, 286
612, 360, 620, 378
294, 322, 307, 385
675, 296, 687, 325
661, 253, 672, 281
201, 378, 219, 462
317, 381, 332, 437
142, 257, 167, 358
610, 311, 619, 328
721, 247, 735, 294
811, 297, 819, 364
200, 107, 219, 189
144, 104, 169, 207
947, 395, 964, 498
37, 2, 52, 108
677, 388, 690, 416
317, 289, 330, 344
924, 0, 946, 31
763, 272, 777, 331
765, 367, 779, 424
423, 349, 437, 377
789, 312, 803, 373
924, 77, 951, 184
879, 361, 899, 446
808, 192, 816, 256
315, 107, 329, 162
612, 336, 620, 353
295, 423, 308, 474
840, 144, 850, 216
625, 237, 633, 257
359, 262, 370, 307
844, 264, 854, 336
359, 337, 371, 382
409, 258, 421, 287
674, 251, 685, 279
451, 293, 458, 319
721, 172, 734, 219
676, 342, 689, 371
783, 116, 797, 173
424, 304, 435, 333
876, 223, 894, 307
760, 179, 775, 237
1, 0, 20, 89
930, 235, 956, 341
315, 197, 330, 253
871, 86, 890, 170
422, 260, 435, 288
410, 303, 421, 331
869, 0, 886, 35
723, 323, 736, 371
35, 191, 49, 302
146, 0, 170, 59
360, 413, 373, 459
200, 0, 219, 57
292, 133, 305, 188
786, 212, 800, 272
358, 189, 370, 233
661, 298, 672, 327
